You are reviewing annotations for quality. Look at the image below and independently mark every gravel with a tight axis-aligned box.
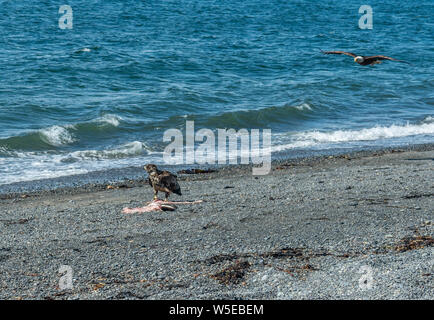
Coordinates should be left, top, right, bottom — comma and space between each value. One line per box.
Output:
0, 146, 433, 299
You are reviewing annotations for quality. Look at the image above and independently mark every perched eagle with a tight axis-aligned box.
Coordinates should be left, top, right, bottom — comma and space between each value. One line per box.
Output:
144, 164, 182, 201
321, 50, 410, 66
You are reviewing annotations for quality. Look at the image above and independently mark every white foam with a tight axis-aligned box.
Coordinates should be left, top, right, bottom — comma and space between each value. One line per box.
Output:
299, 122, 434, 143
96, 114, 122, 127
293, 103, 313, 111
273, 121, 434, 151
423, 116, 434, 123
0, 141, 162, 185
39, 125, 75, 146
69, 141, 146, 160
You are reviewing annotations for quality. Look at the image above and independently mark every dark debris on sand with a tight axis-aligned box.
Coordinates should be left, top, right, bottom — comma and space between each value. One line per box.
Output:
394, 235, 434, 253
211, 260, 251, 285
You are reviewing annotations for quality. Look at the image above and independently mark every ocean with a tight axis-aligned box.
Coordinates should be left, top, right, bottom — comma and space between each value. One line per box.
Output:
0, 0, 433, 185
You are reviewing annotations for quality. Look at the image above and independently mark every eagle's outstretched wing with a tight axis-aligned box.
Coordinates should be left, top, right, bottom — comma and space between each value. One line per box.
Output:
321, 50, 357, 58
160, 171, 182, 195
363, 55, 410, 64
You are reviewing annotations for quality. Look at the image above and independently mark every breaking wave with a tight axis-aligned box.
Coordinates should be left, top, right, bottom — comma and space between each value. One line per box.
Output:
0, 140, 162, 185
0, 114, 124, 152
66, 141, 150, 161
274, 120, 434, 151
95, 114, 122, 127
39, 125, 76, 147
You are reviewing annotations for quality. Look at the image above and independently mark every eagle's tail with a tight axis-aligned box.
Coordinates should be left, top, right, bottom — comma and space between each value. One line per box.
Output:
174, 189, 182, 196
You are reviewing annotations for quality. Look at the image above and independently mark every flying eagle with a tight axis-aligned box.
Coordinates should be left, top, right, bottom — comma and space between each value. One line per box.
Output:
321, 50, 410, 66
144, 164, 182, 201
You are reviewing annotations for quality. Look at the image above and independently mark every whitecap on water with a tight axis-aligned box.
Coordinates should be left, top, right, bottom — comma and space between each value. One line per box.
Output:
422, 116, 434, 123
75, 48, 91, 53
293, 103, 313, 111
96, 114, 123, 127
39, 125, 75, 147
69, 141, 147, 160
273, 121, 434, 151
0, 141, 162, 185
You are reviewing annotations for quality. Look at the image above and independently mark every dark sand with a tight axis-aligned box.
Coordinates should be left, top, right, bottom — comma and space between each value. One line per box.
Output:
0, 146, 433, 299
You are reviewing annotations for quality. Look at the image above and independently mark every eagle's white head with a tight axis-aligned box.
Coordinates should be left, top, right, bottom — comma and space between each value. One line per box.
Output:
354, 56, 364, 63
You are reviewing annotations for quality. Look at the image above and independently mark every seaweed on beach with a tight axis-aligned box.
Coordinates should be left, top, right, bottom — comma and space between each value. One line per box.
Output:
260, 247, 304, 259
402, 193, 434, 199
202, 247, 307, 266
178, 169, 216, 174
394, 235, 434, 253
211, 260, 251, 285
0, 217, 34, 225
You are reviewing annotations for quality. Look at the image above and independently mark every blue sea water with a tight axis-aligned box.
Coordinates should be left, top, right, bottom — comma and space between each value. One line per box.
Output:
0, 0, 433, 184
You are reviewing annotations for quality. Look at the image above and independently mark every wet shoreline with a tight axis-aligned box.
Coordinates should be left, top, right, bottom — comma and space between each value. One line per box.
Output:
1, 142, 434, 198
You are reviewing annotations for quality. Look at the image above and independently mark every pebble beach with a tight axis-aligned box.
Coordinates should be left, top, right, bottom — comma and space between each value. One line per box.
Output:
0, 145, 432, 299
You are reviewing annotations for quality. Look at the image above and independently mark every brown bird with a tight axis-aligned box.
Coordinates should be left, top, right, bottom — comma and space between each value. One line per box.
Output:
144, 164, 182, 201
321, 50, 410, 66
